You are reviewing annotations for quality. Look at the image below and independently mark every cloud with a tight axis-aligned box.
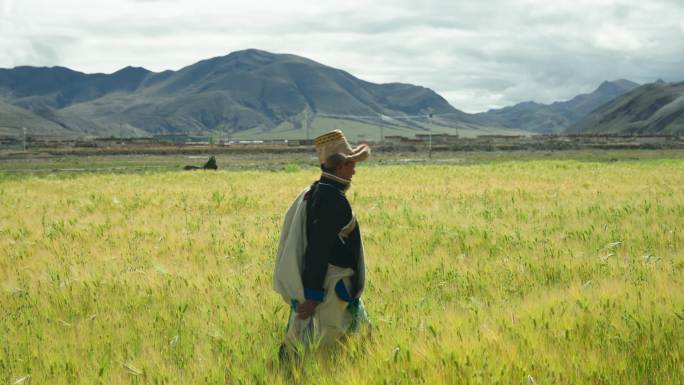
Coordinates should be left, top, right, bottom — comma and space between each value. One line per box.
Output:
1, 0, 13, 17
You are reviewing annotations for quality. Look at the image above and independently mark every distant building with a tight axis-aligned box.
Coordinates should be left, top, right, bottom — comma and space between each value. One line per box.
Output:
475, 135, 524, 139
153, 134, 210, 144
384, 135, 407, 144
286, 139, 314, 146
263, 139, 289, 145
415, 133, 459, 143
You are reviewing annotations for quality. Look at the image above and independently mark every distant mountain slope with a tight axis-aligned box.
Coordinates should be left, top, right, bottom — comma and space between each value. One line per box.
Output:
0, 100, 74, 136
0, 65, 156, 109
0, 49, 477, 137
475, 79, 639, 133
569, 81, 684, 135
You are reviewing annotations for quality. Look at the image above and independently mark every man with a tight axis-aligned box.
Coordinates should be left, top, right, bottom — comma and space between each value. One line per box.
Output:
273, 129, 370, 352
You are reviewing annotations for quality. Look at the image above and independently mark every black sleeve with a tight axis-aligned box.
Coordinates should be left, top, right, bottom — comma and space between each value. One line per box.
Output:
302, 189, 351, 298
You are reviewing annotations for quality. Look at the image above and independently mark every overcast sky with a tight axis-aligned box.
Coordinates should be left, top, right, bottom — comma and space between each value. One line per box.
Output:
1, 0, 683, 112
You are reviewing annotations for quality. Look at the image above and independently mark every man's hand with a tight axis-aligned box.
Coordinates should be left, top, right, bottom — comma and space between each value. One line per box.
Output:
296, 299, 321, 319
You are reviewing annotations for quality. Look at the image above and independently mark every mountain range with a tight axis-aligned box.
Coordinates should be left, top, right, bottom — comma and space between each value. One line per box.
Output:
569, 80, 684, 135
475, 79, 640, 134
0, 49, 479, 139
0, 49, 681, 139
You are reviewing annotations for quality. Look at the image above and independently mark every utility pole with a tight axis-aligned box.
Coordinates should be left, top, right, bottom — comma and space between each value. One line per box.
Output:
304, 109, 310, 140
22, 125, 27, 152
427, 110, 433, 159
379, 114, 387, 143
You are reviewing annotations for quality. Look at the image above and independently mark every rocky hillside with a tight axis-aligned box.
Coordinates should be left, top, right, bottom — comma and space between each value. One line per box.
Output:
569, 81, 684, 135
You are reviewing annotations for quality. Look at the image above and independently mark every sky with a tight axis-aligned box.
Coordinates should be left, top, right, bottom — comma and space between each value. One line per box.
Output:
1, 0, 683, 113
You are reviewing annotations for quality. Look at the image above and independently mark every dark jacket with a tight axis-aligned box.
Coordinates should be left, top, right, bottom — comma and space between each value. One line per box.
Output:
301, 175, 361, 301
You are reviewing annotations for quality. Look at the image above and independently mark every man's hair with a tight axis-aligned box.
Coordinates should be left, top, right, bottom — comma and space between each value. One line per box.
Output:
320, 153, 346, 173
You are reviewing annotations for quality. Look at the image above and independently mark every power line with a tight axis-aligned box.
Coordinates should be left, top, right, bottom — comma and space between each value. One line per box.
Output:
314, 111, 462, 120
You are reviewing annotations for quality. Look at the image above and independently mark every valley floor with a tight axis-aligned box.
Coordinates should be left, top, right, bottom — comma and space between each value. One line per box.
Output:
1, 148, 684, 175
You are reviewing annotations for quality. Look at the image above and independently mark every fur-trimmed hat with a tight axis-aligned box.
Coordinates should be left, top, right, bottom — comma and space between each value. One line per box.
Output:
314, 129, 370, 165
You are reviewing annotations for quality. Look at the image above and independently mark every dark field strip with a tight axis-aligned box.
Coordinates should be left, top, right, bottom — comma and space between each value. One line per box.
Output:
1, 149, 684, 176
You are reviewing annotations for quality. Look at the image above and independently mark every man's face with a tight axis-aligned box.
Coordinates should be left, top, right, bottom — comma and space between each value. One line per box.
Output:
336, 160, 356, 181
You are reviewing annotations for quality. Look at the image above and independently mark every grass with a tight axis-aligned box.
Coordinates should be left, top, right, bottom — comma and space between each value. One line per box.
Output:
1, 153, 683, 384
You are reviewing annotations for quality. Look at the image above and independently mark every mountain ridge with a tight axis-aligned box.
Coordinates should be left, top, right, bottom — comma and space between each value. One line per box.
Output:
1, 49, 477, 137
474, 79, 640, 133
569, 81, 684, 135
3, 49, 677, 139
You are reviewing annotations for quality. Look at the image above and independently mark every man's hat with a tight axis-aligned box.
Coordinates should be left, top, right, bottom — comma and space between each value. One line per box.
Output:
314, 129, 370, 165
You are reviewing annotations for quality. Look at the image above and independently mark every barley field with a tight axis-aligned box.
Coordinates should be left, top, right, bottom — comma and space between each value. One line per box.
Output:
1, 154, 683, 384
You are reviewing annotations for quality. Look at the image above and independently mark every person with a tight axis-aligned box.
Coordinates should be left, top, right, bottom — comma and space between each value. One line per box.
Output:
273, 129, 371, 354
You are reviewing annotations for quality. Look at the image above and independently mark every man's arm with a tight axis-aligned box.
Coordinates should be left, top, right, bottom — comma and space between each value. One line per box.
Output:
298, 190, 350, 318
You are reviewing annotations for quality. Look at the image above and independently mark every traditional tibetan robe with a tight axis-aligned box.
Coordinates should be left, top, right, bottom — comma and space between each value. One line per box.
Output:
273, 173, 369, 347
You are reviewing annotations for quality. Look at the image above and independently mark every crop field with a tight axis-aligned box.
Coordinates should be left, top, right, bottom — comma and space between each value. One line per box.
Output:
1, 152, 683, 384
